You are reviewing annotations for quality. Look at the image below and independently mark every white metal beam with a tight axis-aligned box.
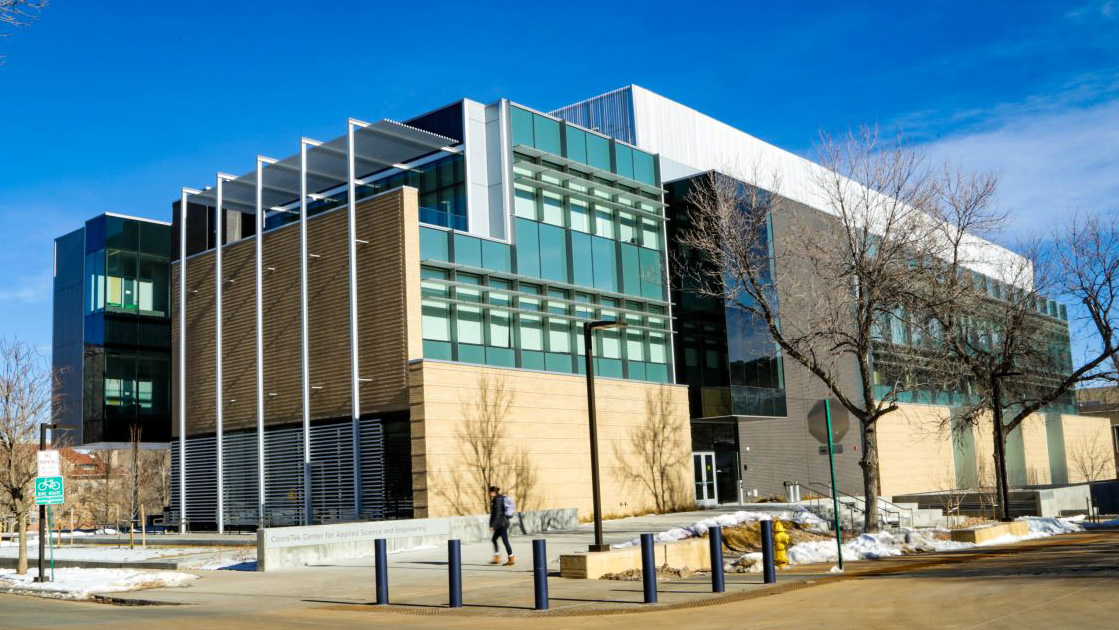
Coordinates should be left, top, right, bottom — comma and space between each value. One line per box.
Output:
299, 138, 319, 525
178, 187, 200, 534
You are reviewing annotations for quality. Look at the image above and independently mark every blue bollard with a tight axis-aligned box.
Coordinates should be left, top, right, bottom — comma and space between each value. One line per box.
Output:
761, 520, 776, 584
640, 533, 657, 604
532, 539, 549, 610
709, 525, 725, 593
374, 538, 389, 604
448, 539, 462, 608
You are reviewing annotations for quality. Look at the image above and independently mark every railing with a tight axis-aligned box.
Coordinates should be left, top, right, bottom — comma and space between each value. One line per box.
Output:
799, 482, 914, 530
786, 482, 859, 532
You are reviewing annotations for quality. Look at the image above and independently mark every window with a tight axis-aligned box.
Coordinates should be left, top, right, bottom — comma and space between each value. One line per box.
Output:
519, 314, 544, 351
515, 185, 537, 219
538, 224, 569, 283
594, 206, 614, 239
512, 106, 535, 146
542, 191, 564, 226
515, 219, 541, 278
420, 227, 449, 261
570, 199, 590, 233
586, 134, 611, 171
454, 234, 482, 268
614, 144, 634, 179
565, 126, 587, 164
591, 237, 617, 292
533, 115, 562, 155
633, 151, 656, 185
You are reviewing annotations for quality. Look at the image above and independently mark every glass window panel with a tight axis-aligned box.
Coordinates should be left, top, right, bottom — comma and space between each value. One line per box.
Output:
511, 106, 535, 147
594, 206, 614, 239
420, 227, 450, 261
515, 218, 540, 278
542, 191, 564, 226
586, 134, 611, 171
539, 224, 569, 283
481, 240, 511, 273
488, 309, 512, 347
570, 199, 590, 233
422, 300, 451, 341
591, 237, 617, 292
571, 232, 594, 288
486, 347, 516, 367
649, 332, 668, 363
641, 219, 660, 250
564, 126, 587, 164
521, 350, 546, 371
601, 329, 622, 359
458, 343, 486, 365
421, 267, 448, 298
614, 144, 634, 179
520, 314, 544, 351
619, 213, 637, 244
453, 234, 482, 267
633, 151, 656, 185
640, 248, 664, 300
621, 243, 641, 296
514, 185, 537, 219
547, 318, 571, 353
532, 114, 562, 155
455, 273, 482, 303
457, 305, 483, 344
626, 329, 645, 361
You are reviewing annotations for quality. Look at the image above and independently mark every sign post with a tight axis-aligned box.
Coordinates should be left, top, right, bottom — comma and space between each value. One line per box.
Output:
824, 400, 844, 571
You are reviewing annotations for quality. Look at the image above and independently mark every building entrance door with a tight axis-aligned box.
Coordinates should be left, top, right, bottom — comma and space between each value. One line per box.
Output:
693, 451, 718, 507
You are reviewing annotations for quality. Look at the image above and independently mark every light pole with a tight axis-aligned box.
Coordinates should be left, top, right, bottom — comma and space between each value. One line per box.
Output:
583, 319, 627, 552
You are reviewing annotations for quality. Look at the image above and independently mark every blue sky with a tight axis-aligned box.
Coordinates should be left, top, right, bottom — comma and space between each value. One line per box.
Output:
1, 0, 1118, 359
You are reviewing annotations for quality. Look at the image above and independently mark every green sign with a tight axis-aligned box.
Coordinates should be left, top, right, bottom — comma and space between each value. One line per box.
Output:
35, 476, 64, 505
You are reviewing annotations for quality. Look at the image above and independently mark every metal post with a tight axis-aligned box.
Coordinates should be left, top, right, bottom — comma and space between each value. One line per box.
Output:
346, 120, 365, 519
761, 520, 776, 584
35, 423, 51, 582
298, 139, 317, 525
824, 399, 844, 570
583, 320, 626, 552
448, 539, 462, 608
215, 174, 228, 535
640, 533, 657, 604
532, 539, 549, 610
709, 525, 725, 593
255, 157, 272, 528
374, 538, 388, 605
178, 188, 197, 534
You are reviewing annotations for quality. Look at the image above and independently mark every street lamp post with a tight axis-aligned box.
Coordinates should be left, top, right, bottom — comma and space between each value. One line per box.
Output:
583, 319, 627, 553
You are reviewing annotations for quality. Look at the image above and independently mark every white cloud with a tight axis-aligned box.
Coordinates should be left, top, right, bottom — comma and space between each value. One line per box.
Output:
0, 272, 51, 305
923, 98, 1119, 238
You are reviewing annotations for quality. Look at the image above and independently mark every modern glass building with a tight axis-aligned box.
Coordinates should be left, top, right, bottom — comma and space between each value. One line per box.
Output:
53, 85, 1105, 533
53, 213, 173, 447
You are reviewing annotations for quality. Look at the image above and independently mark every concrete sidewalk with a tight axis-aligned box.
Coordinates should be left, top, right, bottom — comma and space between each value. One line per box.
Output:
104, 506, 792, 613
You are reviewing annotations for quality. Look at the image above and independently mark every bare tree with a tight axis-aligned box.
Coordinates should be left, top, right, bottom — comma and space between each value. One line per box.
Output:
677, 128, 953, 532
613, 388, 690, 513
921, 210, 1119, 520
0, 0, 47, 63
433, 374, 540, 516
0, 339, 55, 574
1068, 432, 1115, 482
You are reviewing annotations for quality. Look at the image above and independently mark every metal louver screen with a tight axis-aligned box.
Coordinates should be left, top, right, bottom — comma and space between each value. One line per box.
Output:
173, 418, 390, 528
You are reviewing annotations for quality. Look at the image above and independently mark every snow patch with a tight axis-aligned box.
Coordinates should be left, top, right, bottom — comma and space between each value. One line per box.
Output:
610, 508, 828, 549
0, 568, 198, 600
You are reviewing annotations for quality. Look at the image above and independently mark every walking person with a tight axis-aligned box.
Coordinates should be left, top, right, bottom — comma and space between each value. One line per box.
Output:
488, 486, 515, 566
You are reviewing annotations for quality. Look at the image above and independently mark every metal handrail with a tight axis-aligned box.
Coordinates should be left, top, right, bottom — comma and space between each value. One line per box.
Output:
787, 482, 859, 531
806, 482, 912, 529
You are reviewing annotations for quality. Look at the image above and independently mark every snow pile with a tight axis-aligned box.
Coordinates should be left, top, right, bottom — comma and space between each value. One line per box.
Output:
611, 508, 828, 549
767, 516, 1084, 567
0, 568, 198, 600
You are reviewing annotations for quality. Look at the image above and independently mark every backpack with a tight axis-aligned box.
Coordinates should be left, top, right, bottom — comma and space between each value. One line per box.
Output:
502, 495, 515, 517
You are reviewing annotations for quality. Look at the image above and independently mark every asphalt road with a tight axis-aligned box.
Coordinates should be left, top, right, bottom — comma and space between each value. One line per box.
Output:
2, 530, 1117, 630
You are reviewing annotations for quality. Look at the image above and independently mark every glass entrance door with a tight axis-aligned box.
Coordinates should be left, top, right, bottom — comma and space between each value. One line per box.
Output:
693, 451, 718, 507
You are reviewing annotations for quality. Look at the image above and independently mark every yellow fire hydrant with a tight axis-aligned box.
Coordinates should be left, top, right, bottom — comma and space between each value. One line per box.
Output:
773, 520, 791, 569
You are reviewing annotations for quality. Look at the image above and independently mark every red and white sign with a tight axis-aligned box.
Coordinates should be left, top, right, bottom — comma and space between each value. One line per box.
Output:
37, 450, 61, 478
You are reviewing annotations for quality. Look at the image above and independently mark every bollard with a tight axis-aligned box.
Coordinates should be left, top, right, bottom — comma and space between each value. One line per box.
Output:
532, 539, 549, 610
448, 539, 462, 608
374, 538, 389, 605
640, 533, 657, 604
761, 520, 776, 584
709, 525, 725, 593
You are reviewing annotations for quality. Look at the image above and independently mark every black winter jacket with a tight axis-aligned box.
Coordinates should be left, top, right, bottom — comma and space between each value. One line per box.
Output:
489, 495, 510, 529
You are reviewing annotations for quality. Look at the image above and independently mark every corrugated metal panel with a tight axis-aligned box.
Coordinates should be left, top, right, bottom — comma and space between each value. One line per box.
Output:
264, 424, 304, 526
222, 431, 259, 525
549, 86, 636, 145
359, 418, 386, 520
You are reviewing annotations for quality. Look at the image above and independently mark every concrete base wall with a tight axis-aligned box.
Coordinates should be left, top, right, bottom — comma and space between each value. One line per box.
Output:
950, 521, 1028, 544
559, 536, 711, 579
256, 508, 576, 571
411, 361, 694, 520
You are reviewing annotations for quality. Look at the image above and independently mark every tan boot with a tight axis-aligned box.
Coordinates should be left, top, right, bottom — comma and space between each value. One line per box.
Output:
489, 554, 502, 565
503, 555, 515, 566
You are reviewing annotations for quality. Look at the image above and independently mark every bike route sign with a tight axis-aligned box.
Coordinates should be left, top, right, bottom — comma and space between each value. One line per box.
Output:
35, 476, 64, 505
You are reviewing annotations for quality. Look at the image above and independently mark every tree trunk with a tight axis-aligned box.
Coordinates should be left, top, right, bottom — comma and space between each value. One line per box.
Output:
861, 419, 880, 533
16, 512, 28, 575
991, 377, 1012, 522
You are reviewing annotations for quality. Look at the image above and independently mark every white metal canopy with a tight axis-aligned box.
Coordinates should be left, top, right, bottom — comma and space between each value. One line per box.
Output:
187, 119, 454, 211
